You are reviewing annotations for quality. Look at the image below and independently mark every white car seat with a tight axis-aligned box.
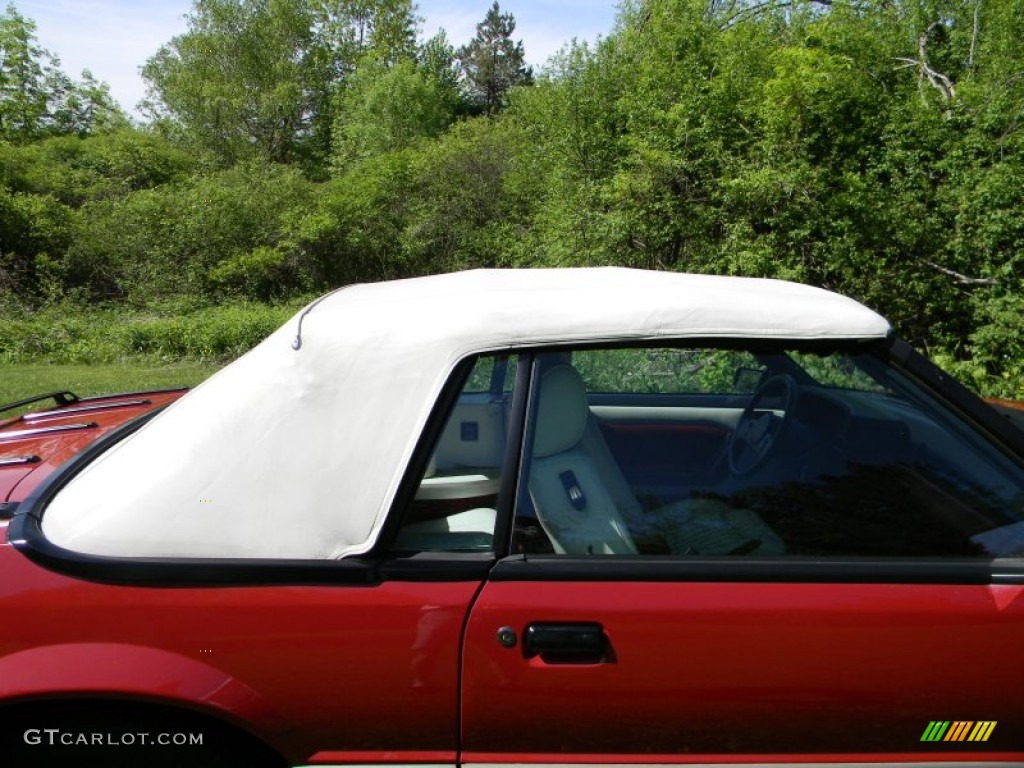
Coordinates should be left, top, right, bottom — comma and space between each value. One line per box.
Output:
528, 364, 785, 556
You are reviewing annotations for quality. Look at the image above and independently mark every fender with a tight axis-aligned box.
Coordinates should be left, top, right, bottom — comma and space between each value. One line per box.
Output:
0, 642, 286, 746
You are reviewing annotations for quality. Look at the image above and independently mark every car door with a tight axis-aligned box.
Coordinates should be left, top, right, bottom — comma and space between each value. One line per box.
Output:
460, 346, 1024, 764
462, 569, 1023, 759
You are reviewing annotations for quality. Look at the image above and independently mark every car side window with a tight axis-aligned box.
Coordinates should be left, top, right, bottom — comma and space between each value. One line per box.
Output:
512, 347, 1024, 559
574, 348, 764, 394
393, 354, 516, 552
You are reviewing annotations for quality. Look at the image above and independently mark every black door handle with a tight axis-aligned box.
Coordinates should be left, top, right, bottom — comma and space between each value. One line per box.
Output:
523, 622, 610, 664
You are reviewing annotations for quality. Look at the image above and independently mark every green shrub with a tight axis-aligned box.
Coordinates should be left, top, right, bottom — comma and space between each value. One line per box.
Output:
0, 302, 301, 365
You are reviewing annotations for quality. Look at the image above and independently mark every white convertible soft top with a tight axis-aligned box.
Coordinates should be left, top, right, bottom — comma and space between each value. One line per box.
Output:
42, 268, 890, 559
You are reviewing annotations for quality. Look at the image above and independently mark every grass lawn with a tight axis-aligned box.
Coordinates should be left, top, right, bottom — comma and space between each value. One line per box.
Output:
0, 362, 222, 411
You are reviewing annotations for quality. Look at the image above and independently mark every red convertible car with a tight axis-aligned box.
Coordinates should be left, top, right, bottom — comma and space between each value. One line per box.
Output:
1, 269, 1022, 768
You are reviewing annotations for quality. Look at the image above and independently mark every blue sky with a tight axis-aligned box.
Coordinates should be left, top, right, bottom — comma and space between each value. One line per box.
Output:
12, 1, 620, 117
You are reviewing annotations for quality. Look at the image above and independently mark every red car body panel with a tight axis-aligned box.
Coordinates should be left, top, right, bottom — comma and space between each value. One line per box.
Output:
463, 580, 1024, 757
0, 528, 475, 765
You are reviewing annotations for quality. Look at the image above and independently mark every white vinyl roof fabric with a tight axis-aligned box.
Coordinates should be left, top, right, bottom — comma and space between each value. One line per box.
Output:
41, 268, 890, 559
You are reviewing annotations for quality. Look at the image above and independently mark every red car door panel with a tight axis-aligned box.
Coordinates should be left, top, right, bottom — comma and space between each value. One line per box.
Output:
461, 572, 1024, 761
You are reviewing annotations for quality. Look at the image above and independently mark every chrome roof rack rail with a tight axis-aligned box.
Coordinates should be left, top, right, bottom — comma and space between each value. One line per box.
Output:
0, 391, 79, 417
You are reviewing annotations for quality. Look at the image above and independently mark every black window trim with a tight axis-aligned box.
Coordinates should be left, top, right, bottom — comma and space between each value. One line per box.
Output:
493, 353, 532, 558
488, 554, 1024, 585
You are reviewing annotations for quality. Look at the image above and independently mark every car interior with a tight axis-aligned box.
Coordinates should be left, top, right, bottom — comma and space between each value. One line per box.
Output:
395, 346, 1024, 559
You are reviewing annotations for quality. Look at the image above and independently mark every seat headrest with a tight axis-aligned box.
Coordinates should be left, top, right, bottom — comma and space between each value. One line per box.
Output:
533, 364, 589, 458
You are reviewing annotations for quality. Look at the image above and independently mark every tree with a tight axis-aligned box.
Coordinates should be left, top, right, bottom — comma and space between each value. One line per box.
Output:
331, 57, 455, 165
418, 29, 463, 112
141, 0, 419, 168
420, 30, 457, 86
457, 1, 532, 113
359, 0, 419, 63
50, 70, 127, 137
0, 5, 124, 142
142, 0, 323, 165
67, 162, 316, 302
0, 3, 48, 140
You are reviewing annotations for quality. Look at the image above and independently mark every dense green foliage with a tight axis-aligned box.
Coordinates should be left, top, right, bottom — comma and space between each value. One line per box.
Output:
141, 0, 419, 169
2, 0, 1023, 398
0, 301, 298, 364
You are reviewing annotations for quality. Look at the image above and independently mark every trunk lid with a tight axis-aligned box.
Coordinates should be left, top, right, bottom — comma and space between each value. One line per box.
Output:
0, 389, 187, 506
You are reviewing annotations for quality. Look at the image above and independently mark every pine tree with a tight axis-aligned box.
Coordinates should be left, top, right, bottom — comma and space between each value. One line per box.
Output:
457, 1, 531, 113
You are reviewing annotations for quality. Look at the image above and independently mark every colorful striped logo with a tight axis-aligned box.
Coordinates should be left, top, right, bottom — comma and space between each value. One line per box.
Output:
921, 721, 997, 742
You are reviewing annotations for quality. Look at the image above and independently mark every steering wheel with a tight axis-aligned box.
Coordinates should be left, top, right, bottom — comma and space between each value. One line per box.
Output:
727, 374, 799, 476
